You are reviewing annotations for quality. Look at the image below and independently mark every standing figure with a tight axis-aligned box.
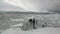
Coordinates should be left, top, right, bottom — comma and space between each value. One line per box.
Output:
32, 18, 37, 29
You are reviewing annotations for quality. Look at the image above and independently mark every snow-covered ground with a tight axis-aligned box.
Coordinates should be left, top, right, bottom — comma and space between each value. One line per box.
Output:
1, 13, 60, 34
1, 23, 60, 34
1, 27, 60, 34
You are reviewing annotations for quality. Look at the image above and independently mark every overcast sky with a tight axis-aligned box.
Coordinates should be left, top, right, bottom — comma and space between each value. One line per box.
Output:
0, 0, 25, 11
0, 0, 60, 12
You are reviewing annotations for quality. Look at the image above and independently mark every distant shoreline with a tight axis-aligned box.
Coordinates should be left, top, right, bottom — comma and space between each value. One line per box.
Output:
0, 11, 56, 14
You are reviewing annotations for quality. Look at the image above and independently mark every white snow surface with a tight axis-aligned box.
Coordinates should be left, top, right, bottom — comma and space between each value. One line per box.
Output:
1, 23, 60, 34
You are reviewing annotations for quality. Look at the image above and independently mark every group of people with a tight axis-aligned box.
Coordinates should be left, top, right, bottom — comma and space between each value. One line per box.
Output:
28, 18, 37, 29
21, 18, 46, 31
28, 18, 46, 29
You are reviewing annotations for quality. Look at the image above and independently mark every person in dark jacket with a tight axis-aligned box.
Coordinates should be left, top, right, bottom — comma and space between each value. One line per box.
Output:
32, 18, 37, 29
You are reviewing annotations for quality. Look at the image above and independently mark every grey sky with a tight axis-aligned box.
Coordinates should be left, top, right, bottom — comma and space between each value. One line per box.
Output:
0, 0, 60, 12
0, 0, 25, 11
17, 0, 60, 11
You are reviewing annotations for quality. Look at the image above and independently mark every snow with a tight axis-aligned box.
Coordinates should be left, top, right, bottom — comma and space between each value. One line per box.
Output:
1, 27, 60, 34
1, 16, 60, 34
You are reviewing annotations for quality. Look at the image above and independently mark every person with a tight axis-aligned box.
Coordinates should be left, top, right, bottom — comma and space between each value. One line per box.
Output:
32, 18, 37, 29
29, 19, 33, 23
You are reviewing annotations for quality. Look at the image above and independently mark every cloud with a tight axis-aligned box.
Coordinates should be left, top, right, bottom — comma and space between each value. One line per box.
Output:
0, 0, 60, 12
0, 0, 25, 11
4, 0, 60, 12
